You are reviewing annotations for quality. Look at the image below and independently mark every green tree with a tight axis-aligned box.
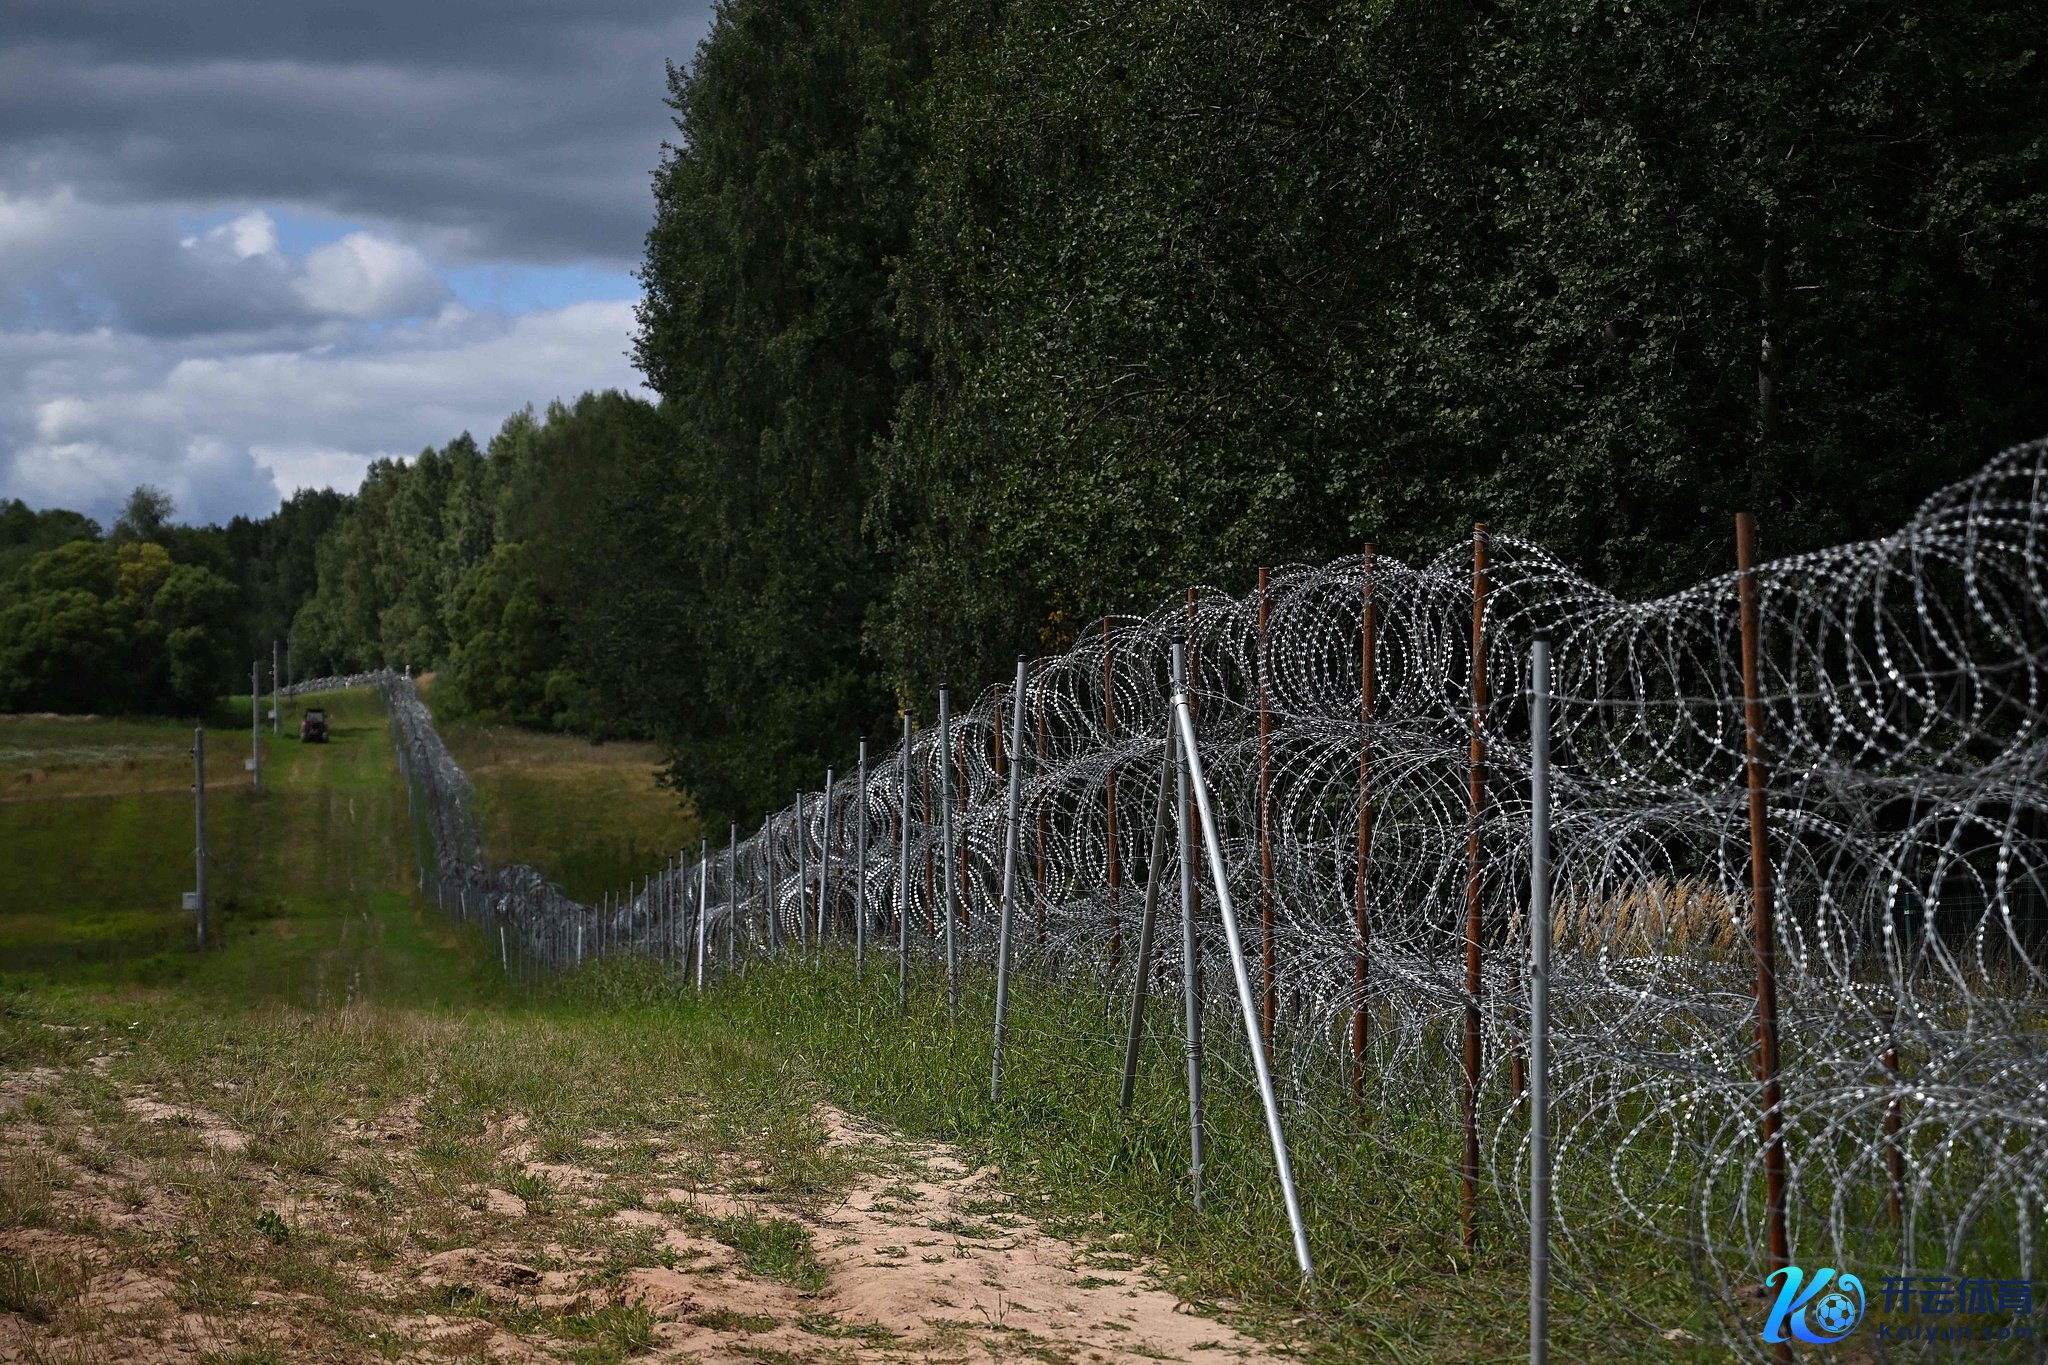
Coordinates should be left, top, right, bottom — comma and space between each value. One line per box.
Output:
0, 538, 238, 714
110, 485, 176, 543
634, 0, 933, 825
874, 0, 2048, 696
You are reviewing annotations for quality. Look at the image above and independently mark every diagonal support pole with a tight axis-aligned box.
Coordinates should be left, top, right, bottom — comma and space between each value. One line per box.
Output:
991, 658, 1029, 1102
1170, 657, 1313, 1280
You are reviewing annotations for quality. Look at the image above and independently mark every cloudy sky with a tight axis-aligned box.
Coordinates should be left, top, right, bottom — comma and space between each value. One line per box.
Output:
0, 0, 714, 527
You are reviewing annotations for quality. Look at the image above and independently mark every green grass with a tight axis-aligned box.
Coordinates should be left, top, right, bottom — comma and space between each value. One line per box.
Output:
14, 690, 2009, 1361
0, 690, 1705, 1361
422, 676, 698, 902
551, 958, 1726, 1363
0, 687, 500, 1005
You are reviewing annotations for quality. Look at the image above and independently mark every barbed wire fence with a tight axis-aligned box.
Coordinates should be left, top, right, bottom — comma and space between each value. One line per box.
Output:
284, 440, 2048, 1357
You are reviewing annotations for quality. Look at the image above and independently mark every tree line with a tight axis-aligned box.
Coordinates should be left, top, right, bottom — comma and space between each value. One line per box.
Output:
0, 486, 342, 716
6, 0, 2045, 835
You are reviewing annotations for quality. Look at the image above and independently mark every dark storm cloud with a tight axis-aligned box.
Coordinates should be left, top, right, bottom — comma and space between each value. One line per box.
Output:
0, 0, 713, 266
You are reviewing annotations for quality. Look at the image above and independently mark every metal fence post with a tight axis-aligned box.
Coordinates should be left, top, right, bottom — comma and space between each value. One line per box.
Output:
1736, 512, 1793, 1322
899, 713, 912, 1013
695, 841, 711, 989
1120, 725, 1178, 1112
856, 740, 868, 977
1258, 566, 1275, 1054
991, 659, 1028, 1102
1104, 621, 1122, 972
191, 727, 208, 948
1171, 642, 1205, 1211
1170, 652, 1315, 1282
939, 686, 959, 1022
1528, 631, 1553, 1365
806, 773, 823, 957
1463, 523, 1489, 1251
250, 661, 262, 792
1354, 543, 1376, 1097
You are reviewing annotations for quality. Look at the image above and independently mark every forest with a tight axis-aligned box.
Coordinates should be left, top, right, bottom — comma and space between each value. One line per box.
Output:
4, 0, 2045, 832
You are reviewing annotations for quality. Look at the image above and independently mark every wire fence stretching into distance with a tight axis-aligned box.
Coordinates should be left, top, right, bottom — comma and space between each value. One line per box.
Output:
284, 439, 2048, 1358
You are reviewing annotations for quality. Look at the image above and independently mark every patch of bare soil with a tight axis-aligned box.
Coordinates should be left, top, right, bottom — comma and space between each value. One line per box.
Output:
1, 1070, 1288, 1365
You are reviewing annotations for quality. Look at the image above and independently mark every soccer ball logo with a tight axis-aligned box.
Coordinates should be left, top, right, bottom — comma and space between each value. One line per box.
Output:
1761, 1267, 1867, 1345
1812, 1290, 1861, 1336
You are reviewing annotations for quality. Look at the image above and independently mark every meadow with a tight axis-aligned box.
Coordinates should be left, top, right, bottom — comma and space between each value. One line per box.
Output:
0, 688, 1753, 1362
423, 679, 698, 903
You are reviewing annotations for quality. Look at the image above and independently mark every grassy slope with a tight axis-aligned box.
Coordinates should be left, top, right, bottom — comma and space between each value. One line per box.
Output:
424, 683, 698, 903
0, 690, 491, 1006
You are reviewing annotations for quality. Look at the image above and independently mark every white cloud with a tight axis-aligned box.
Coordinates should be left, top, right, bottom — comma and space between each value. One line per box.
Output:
295, 231, 448, 319
0, 300, 647, 524
0, 189, 454, 335
181, 208, 278, 258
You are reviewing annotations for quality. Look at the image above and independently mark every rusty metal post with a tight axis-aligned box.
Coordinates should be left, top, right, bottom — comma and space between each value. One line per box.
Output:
1736, 512, 1794, 1326
1105, 619, 1122, 973
1035, 689, 1048, 950
1259, 566, 1276, 1055
1354, 545, 1376, 1097
1884, 1015, 1904, 1227
1462, 524, 1489, 1252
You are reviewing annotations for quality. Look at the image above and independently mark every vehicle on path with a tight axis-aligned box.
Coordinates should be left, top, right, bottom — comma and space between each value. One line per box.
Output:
299, 708, 329, 743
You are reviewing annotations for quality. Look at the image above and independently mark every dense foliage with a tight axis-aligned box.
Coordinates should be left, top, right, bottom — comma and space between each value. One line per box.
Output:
289, 392, 672, 737
7, 0, 2044, 829
868, 0, 2048, 694
632, 0, 932, 821
0, 492, 241, 715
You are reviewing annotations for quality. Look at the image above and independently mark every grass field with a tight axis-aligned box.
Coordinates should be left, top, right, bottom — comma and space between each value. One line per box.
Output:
423, 679, 697, 903
0, 687, 1764, 1363
0, 689, 498, 1006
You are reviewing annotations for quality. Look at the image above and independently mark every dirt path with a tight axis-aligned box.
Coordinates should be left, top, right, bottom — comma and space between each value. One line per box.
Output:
601, 1106, 1280, 1364
1, 1060, 1288, 1365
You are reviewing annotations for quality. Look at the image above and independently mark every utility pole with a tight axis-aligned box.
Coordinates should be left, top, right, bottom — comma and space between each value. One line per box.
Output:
271, 640, 280, 733
249, 661, 262, 792
189, 728, 208, 948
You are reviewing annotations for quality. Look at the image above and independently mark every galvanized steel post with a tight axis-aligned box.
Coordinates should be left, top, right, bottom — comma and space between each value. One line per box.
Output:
1119, 725, 1178, 1112
856, 740, 868, 977
1354, 544, 1376, 1096
1170, 653, 1313, 1280
806, 773, 823, 957
250, 661, 262, 792
939, 687, 959, 1022
1258, 566, 1275, 1054
191, 728, 208, 948
991, 660, 1029, 1101
1462, 523, 1488, 1251
898, 712, 912, 1013
1171, 642, 1205, 1211
1527, 631, 1553, 1365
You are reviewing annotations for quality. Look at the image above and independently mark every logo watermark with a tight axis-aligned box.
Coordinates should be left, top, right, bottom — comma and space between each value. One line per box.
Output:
1762, 1266, 1866, 1344
1758, 1268, 2034, 1348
